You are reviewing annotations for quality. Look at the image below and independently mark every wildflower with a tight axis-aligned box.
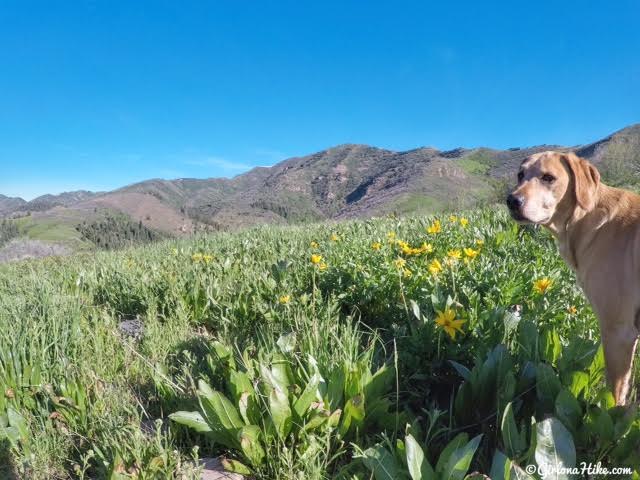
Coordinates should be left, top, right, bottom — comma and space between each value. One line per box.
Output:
191, 253, 203, 263
387, 231, 396, 241
394, 258, 406, 269
330, 233, 340, 242
567, 305, 577, 315
449, 215, 458, 223
435, 308, 466, 340
420, 242, 434, 254
533, 277, 553, 294
402, 268, 412, 278
310, 254, 323, 264
202, 254, 214, 264
426, 220, 441, 234
318, 262, 328, 271
447, 249, 462, 260
463, 248, 479, 259
310, 241, 319, 249
279, 295, 291, 305
475, 239, 485, 247
371, 242, 382, 251
460, 217, 469, 227
428, 259, 443, 275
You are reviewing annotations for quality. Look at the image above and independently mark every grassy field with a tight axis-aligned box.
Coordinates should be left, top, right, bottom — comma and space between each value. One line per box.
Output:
0, 209, 638, 479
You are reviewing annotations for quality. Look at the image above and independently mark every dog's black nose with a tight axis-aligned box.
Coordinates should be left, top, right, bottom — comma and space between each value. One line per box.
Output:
506, 194, 524, 211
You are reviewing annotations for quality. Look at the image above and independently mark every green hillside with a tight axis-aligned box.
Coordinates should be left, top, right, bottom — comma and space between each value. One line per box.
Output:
1, 209, 638, 478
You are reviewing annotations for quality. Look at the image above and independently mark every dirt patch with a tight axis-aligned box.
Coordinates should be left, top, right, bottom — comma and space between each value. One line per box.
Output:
0, 238, 71, 263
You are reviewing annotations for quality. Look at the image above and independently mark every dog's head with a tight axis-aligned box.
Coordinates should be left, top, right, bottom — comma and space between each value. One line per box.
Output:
506, 151, 600, 224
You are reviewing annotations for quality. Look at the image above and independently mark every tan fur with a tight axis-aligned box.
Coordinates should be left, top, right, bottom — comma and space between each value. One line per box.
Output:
509, 151, 640, 405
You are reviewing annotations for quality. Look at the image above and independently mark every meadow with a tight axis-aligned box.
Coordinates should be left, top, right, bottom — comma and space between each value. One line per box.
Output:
0, 208, 638, 479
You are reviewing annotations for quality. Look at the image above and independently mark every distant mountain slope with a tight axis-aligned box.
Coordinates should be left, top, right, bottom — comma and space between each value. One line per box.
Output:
0, 195, 26, 215
1, 124, 639, 240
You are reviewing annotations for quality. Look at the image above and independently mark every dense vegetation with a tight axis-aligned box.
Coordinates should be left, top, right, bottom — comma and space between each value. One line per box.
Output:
0, 219, 19, 247
0, 209, 638, 479
76, 214, 166, 250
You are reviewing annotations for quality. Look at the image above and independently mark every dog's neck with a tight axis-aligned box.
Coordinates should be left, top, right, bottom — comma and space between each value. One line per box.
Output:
543, 184, 611, 271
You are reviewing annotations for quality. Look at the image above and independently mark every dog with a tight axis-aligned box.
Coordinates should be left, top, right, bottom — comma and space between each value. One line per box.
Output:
507, 150, 640, 405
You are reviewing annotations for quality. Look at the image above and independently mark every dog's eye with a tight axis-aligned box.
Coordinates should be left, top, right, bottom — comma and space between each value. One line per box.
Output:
541, 174, 556, 183
517, 171, 524, 182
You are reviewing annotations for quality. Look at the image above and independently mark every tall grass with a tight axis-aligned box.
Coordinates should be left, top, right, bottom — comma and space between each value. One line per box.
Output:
0, 209, 637, 478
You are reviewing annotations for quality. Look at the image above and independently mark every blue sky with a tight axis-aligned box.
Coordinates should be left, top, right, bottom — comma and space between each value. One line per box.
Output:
1, 1, 638, 200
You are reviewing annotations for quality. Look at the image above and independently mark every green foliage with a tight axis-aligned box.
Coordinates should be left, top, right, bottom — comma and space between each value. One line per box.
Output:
0, 219, 19, 247
76, 213, 166, 250
0, 208, 638, 478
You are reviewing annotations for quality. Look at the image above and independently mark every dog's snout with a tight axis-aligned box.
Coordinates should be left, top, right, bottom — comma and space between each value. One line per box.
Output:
506, 193, 524, 211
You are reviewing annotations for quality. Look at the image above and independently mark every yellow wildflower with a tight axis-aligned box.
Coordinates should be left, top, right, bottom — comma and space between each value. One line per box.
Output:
567, 305, 577, 315
394, 258, 406, 269
447, 249, 462, 260
191, 253, 203, 263
533, 277, 553, 294
421, 242, 434, 254
426, 220, 441, 234
397, 240, 410, 250
387, 231, 396, 241
202, 254, 214, 264
318, 262, 328, 271
463, 248, 479, 259
371, 242, 382, 250
475, 239, 485, 247
310, 241, 319, 249
435, 308, 466, 340
330, 233, 340, 242
460, 217, 469, 227
402, 268, 412, 278
449, 215, 458, 223
428, 259, 443, 275
279, 295, 291, 305
310, 254, 323, 264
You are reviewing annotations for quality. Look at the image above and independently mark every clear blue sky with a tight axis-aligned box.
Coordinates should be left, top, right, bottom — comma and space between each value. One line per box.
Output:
1, 1, 638, 200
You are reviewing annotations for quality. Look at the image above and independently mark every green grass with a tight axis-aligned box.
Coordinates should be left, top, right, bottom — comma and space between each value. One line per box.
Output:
0, 208, 638, 478
13, 214, 91, 251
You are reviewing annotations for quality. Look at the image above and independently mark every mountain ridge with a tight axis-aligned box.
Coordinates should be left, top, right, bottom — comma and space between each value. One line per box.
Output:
2, 124, 639, 257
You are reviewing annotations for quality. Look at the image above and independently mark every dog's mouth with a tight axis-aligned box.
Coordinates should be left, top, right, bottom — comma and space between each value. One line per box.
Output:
509, 210, 529, 223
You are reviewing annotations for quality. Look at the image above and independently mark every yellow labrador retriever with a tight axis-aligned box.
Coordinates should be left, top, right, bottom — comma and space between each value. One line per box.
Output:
507, 151, 639, 405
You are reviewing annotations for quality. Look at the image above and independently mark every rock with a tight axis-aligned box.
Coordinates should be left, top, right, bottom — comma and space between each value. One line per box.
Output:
199, 458, 244, 480
118, 317, 144, 341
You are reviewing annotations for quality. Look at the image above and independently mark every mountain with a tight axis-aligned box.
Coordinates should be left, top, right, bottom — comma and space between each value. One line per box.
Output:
0, 195, 26, 216
1, 124, 639, 260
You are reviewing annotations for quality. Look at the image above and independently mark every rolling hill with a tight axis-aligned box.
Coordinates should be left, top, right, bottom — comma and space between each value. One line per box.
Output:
1, 123, 639, 261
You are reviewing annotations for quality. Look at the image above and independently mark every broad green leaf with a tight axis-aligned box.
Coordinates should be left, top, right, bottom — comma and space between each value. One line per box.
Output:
534, 417, 576, 480
293, 372, 322, 418
221, 458, 252, 475
405, 434, 435, 480
237, 424, 265, 467
441, 434, 483, 480
339, 394, 365, 438
436, 433, 469, 475
449, 360, 471, 381
360, 444, 401, 480
276, 332, 296, 353
269, 386, 292, 439
364, 363, 394, 401
554, 389, 581, 433
489, 450, 511, 480
501, 402, 526, 458
536, 363, 561, 412
540, 329, 562, 366
169, 411, 212, 434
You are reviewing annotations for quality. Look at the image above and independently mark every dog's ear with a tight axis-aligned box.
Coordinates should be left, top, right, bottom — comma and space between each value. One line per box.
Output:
562, 152, 600, 211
